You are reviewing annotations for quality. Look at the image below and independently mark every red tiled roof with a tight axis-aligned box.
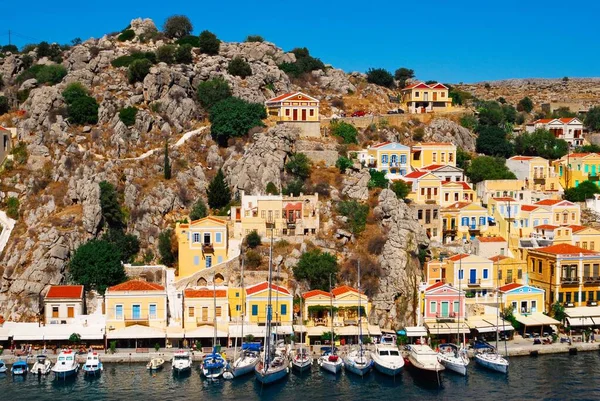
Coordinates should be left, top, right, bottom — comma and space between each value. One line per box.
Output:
534, 224, 559, 230
414, 142, 453, 147
534, 199, 563, 206
46, 285, 84, 299
492, 197, 517, 202
302, 289, 331, 299
559, 118, 577, 124
184, 288, 227, 298
521, 205, 538, 212
421, 164, 445, 171
0, 126, 8, 132
403, 82, 431, 90
425, 281, 446, 291
569, 225, 588, 233
477, 236, 506, 243
108, 280, 165, 292
371, 141, 392, 148
332, 285, 360, 297
509, 156, 535, 161
489, 255, 510, 262
534, 119, 553, 124
449, 253, 470, 261
444, 202, 471, 210
404, 171, 428, 179
190, 216, 227, 225
535, 243, 599, 255
267, 92, 317, 103
246, 282, 290, 296
567, 153, 593, 159
499, 283, 522, 292
443, 181, 471, 190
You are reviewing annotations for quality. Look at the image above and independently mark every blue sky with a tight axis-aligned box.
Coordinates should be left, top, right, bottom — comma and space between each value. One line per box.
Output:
1, 0, 598, 83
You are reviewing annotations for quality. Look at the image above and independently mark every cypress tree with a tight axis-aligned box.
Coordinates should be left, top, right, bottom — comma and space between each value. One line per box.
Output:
207, 169, 231, 209
164, 140, 171, 180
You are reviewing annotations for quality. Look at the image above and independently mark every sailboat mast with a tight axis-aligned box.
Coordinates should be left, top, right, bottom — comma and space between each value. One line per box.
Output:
213, 270, 217, 349
496, 255, 500, 351
330, 273, 334, 354
237, 251, 244, 364
358, 261, 362, 353
458, 254, 462, 347
263, 227, 275, 372
300, 289, 303, 354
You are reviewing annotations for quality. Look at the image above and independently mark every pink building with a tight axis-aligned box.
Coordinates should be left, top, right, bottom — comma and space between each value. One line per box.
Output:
423, 282, 466, 321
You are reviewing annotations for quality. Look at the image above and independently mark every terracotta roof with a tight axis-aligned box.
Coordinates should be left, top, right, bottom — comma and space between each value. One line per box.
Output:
108, 280, 165, 292
414, 142, 453, 147
509, 156, 535, 161
559, 118, 577, 124
246, 282, 290, 296
0, 126, 8, 132
534, 199, 562, 206
499, 283, 522, 292
266, 91, 317, 103
535, 243, 599, 255
492, 197, 517, 202
521, 205, 538, 212
445, 202, 472, 209
302, 289, 331, 299
332, 285, 360, 296
534, 224, 559, 230
477, 236, 506, 243
421, 164, 445, 171
567, 153, 594, 159
46, 285, 84, 299
489, 255, 510, 262
425, 281, 446, 291
534, 118, 553, 124
404, 171, 428, 179
443, 181, 471, 190
569, 225, 588, 233
449, 253, 470, 261
403, 82, 431, 90
371, 141, 392, 148
189, 216, 227, 225
184, 288, 227, 298
268, 92, 296, 102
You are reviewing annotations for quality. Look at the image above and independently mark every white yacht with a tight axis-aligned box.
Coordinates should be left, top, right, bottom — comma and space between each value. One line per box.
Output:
0, 359, 7, 374
406, 344, 444, 385
370, 344, 404, 376
172, 350, 192, 374
292, 348, 313, 373
227, 343, 260, 378
317, 347, 343, 374
82, 351, 103, 376
51, 349, 79, 379
474, 341, 509, 374
438, 343, 469, 376
31, 354, 52, 375
344, 348, 372, 377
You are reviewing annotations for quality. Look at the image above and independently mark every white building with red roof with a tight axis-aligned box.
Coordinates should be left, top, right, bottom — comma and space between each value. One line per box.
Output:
265, 91, 320, 137
44, 285, 85, 324
525, 117, 584, 147
400, 82, 452, 114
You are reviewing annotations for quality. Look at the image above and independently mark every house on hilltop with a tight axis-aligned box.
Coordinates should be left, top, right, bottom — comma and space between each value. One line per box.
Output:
265, 91, 320, 137
400, 82, 452, 114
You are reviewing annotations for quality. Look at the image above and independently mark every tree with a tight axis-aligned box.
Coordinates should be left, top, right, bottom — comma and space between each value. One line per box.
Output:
330, 120, 358, 144
69, 240, 126, 293
163, 15, 193, 39
564, 181, 600, 202
176, 35, 201, 47
99, 181, 124, 229
366, 68, 394, 88
101, 228, 140, 263
477, 101, 505, 127
6, 196, 19, 219
62, 82, 88, 104
0, 96, 9, 115
246, 35, 264, 42
502, 104, 517, 123
584, 107, 600, 132
189, 199, 208, 220
293, 249, 338, 291
456, 148, 471, 170
337, 200, 369, 235
517, 96, 534, 113
265, 182, 279, 195
198, 30, 220, 55
156, 45, 176, 64
335, 156, 353, 173
227, 57, 252, 78
209, 97, 266, 145
175, 44, 193, 64
117, 29, 135, 42
128, 58, 152, 84
285, 153, 311, 180
551, 302, 566, 322
207, 169, 231, 209
466, 156, 517, 184
459, 114, 477, 130
196, 78, 232, 109
158, 229, 176, 266
278, 47, 325, 77
282, 179, 304, 196
391, 180, 411, 199
245, 231, 261, 249
118, 106, 138, 126
394, 67, 415, 88
163, 140, 172, 179
67, 95, 99, 125
1, 44, 18, 53
368, 169, 388, 189
476, 125, 514, 158
514, 129, 568, 160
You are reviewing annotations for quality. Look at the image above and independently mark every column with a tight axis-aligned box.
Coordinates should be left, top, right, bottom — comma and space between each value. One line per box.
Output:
555, 259, 561, 306
578, 258, 584, 306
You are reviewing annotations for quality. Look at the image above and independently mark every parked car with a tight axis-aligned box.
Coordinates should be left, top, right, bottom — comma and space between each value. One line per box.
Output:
351, 110, 367, 117
387, 108, 405, 114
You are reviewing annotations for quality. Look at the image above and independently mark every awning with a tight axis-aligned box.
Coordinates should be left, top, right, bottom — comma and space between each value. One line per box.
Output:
307, 326, 329, 337
107, 325, 165, 340
0, 327, 10, 341
166, 327, 185, 339
4, 322, 104, 341
228, 324, 266, 338
368, 325, 382, 336
467, 316, 514, 333
404, 326, 428, 337
565, 306, 600, 327
275, 325, 293, 335
336, 326, 360, 336
425, 321, 470, 335
514, 313, 560, 327
185, 326, 228, 339
293, 325, 307, 333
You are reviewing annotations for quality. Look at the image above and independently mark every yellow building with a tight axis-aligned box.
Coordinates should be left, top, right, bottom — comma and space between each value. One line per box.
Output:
571, 225, 600, 251
441, 181, 475, 206
506, 156, 560, 192
245, 282, 293, 326
498, 283, 546, 314
490, 255, 526, 286
356, 142, 411, 179
401, 83, 452, 114
440, 202, 489, 243
533, 199, 580, 226
176, 217, 230, 279
553, 152, 600, 189
183, 288, 230, 336
105, 280, 168, 344
527, 243, 600, 310
265, 91, 319, 122
411, 142, 457, 169
405, 171, 442, 204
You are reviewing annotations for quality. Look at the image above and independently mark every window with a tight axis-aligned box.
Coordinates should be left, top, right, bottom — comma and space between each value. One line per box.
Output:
251, 305, 258, 316
498, 270, 503, 280
417, 209, 423, 220
461, 217, 469, 226
572, 212, 576, 221
206, 256, 212, 268
261, 210, 266, 219
309, 109, 314, 117
441, 153, 446, 162
149, 304, 157, 319
203, 232, 211, 244
216, 306, 222, 317
433, 209, 438, 219
400, 155, 407, 164
215, 232, 222, 243
115, 305, 123, 319
193, 233, 200, 243
453, 301, 459, 313
281, 304, 287, 315
285, 109, 290, 116
538, 260, 542, 274
194, 256, 200, 266
591, 242, 595, 251
433, 152, 437, 163
483, 269, 489, 279
218, 256, 223, 264
479, 217, 486, 226
132, 304, 141, 320
454, 193, 459, 201
445, 193, 449, 202
518, 269, 523, 279
52, 306, 59, 318
430, 301, 437, 314
415, 91, 420, 98
382, 155, 388, 164
583, 242, 588, 250
458, 269, 464, 280
511, 301, 518, 311
67, 306, 74, 318
236, 305, 241, 311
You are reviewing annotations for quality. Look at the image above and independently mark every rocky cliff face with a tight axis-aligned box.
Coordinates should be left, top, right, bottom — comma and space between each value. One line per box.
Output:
424, 118, 477, 152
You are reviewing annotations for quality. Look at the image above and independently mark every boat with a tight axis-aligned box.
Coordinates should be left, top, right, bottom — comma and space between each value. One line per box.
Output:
255, 227, 290, 385
202, 347, 228, 379
82, 351, 103, 376
0, 359, 7, 374
51, 349, 79, 379
406, 344, 444, 384
31, 354, 52, 375
171, 350, 192, 374
292, 290, 312, 373
473, 341, 509, 374
146, 357, 165, 371
11, 359, 28, 376
370, 344, 404, 376
317, 274, 343, 375
438, 343, 469, 376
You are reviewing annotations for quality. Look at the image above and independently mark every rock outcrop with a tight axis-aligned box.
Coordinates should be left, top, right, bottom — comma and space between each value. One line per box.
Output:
424, 118, 477, 152
341, 169, 370, 201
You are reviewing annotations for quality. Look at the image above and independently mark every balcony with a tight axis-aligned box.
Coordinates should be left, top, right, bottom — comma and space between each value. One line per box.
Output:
313, 317, 329, 326
443, 227, 457, 233
196, 318, 213, 325
344, 319, 358, 326
287, 221, 296, 229
367, 162, 377, 168
533, 176, 546, 184
436, 312, 456, 322
467, 279, 481, 287
202, 243, 214, 254
125, 317, 149, 327
583, 276, 600, 284
425, 198, 437, 204
590, 175, 599, 182
561, 277, 580, 285
504, 279, 515, 285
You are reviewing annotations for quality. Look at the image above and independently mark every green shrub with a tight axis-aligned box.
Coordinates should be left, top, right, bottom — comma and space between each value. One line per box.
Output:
285, 153, 311, 180
156, 45, 176, 64
36, 42, 62, 61
459, 114, 477, 130
163, 15, 193, 39
391, 180, 411, 199
17, 90, 30, 104
175, 44, 193, 64
111, 52, 156, 68
228, 57, 252, 78
282, 179, 304, 196
209, 97, 266, 145
368, 169, 388, 189
11, 141, 28, 165
207, 169, 231, 209
278, 47, 324, 77
67, 95, 98, 125
330, 120, 358, 144
246, 230, 262, 248
337, 200, 369, 235
197, 77, 232, 109
266, 182, 279, 195
69, 239, 126, 293
335, 156, 353, 173
176, 35, 200, 47
0, 96, 9, 115
117, 29, 135, 42
189, 198, 208, 220
158, 229, 175, 266
6, 196, 19, 219
119, 106, 138, 126
245, 250, 262, 269
1, 44, 18, 53
21, 54, 33, 69
293, 249, 338, 291
366, 68, 394, 88
62, 82, 88, 103
412, 127, 425, 141
18, 64, 66, 85
246, 35, 264, 42
128, 59, 153, 84
198, 30, 220, 55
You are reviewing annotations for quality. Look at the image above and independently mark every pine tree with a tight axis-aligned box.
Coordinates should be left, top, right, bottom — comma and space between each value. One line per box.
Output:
164, 140, 171, 180
207, 169, 231, 209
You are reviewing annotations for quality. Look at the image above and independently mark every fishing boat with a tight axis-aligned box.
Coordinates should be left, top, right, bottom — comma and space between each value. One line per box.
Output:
406, 344, 444, 384
370, 343, 404, 376
255, 227, 290, 385
11, 359, 28, 376
317, 274, 343, 375
146, 357, 165, 371
82, 351, 103, 376
438, 343, 469, 376
51, 349, 79, 379
171, 350, 192, 374
292, 288, 312, 373
202, 347, 228, 379
31, 354, 52, 375
343, 261, 372, 377
0, 359, 7, 374
473, 341, 509, 374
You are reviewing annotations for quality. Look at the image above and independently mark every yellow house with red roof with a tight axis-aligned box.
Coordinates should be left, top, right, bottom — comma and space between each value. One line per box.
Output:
265, 91, 320, 137
43, 285, 85, 324
400, 83, 452, 114
552, 152, 600, 189
105, 280, 168, 332
405, 171, 442, 204
570, 225, 600, 251
183, 288, 230, 335
245, 282, 293, 326
490, 255, 527, 286
533, 199, 580, 226
410, 142, 457, 169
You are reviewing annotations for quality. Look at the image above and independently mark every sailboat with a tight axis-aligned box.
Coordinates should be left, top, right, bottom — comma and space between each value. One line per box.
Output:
225, 253, 259, 379
292, 288, 313, 373
202, 272, 228, 379
255, 225, 290, 384
317, 274, 343, 375
344, 261, 372, 377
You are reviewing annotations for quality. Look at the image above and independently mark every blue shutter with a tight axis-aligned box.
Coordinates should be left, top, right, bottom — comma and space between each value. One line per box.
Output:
479, 217, 486, 226
461, 217, 469, 226
281, 304, 287, 315
252, 305, 258, 316
194, 256, 199, 266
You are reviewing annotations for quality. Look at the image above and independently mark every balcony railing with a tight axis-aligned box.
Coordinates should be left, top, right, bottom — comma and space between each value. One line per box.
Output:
583, 276, 600, 284
561, 277, 579, 285
436, 312, 456, 322
590, 175, 599, 182
202, 243, 214, 253
313, 318, 328, 326
467, 279, 481, 287
287, 222, 296, 229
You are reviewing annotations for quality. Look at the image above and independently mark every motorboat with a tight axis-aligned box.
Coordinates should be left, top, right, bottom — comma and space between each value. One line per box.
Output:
291, 347, 313, 373
82, 351, 103, 376
474, 341, 509, 374
438, 343, 469, 376
225, 343, 260, 378
146, 357, 165, 371
171, 350, 192, 374
317, 346, 343, 375
31, 354, 52, 375
202, 347, 228, 379
380, 334, 397, 345
344, 348, 373, 377
0, 359, 7, 374
406, 344, 444, 384
255, 352, 289, 384
51, 349, 79, 379
370, 344, 404, 376
11, 359, 28, 376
